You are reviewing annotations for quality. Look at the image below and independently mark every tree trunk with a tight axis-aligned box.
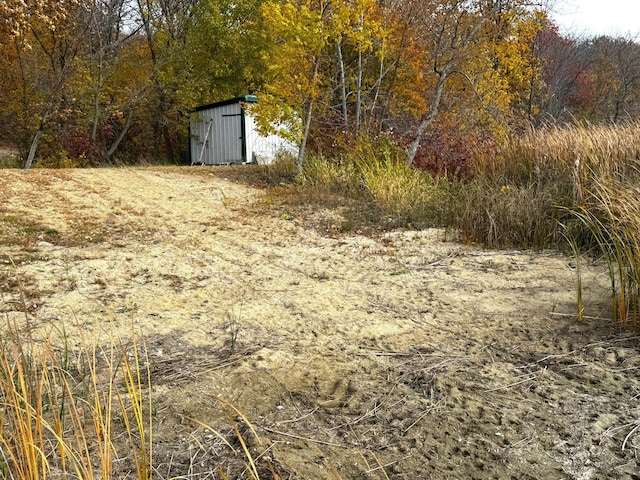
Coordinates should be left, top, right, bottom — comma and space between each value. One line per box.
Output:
297, 100, 314, 175
91, 71, 104, 142
355, 48, 363, 138
355, 14, 364, 138
23, 128, 43, 169
296, 58, 321, 175
406, 64, 451, 166
336, 41, 348, 131
101, 109, 134, 165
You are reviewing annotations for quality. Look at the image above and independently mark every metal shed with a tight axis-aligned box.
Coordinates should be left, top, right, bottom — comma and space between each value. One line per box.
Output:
189, 95, 297, 166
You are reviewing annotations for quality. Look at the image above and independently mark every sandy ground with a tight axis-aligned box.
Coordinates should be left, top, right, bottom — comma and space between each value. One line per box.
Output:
1, 167, 639, 479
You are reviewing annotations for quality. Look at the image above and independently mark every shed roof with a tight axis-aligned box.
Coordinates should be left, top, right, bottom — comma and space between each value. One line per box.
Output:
191, 95, 258, 113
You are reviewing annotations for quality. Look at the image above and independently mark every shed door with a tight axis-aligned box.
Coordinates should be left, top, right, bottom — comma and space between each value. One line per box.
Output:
221, 114, 243, 164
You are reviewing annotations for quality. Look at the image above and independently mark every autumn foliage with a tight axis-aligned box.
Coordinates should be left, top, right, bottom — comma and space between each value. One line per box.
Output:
0, 1, 639, 169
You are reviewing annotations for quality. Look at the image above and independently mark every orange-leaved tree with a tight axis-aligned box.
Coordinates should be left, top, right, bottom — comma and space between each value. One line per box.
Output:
397, 0, 546, 166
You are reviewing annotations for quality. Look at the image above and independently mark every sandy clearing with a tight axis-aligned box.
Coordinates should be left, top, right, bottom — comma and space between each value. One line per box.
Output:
1, 166, 639, 479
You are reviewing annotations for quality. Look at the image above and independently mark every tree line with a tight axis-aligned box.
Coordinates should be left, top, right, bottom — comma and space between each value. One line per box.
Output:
1, 0, 639, 170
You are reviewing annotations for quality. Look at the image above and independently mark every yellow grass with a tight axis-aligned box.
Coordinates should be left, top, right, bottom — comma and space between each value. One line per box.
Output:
0, 313, 153, 479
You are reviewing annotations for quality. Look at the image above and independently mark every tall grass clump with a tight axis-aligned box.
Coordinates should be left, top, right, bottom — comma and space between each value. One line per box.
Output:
357, 154, 448, 224
454, 178, 570, 249
0, 152, 19, 169
254, 151, 298, 185
565, 170, 640, 326
456, 121, 640, 325
299, 135, 451, 229
458, 122, 640, 250
0, 316, 153, 479
299, 155, 361, 196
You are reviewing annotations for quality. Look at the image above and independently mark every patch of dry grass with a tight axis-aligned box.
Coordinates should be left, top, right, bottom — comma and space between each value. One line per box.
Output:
457, 122, 640, 324
0, 313, 154, 479
0, 214, 60, 248
566, 171, 640, 326
456, 123, 640, 246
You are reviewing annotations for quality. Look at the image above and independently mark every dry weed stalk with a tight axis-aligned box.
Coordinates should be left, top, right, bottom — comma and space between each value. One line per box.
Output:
0, 304, 153, 479
567, 173, 640, 327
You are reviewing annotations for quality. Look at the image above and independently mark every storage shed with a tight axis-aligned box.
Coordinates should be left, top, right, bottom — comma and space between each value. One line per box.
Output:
189, 95, 297, 165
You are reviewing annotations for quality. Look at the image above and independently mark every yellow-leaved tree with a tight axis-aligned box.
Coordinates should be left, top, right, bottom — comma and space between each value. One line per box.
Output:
257, 0, 331, 172
256, 0, 385, 172
0, 0, 71, 40
464, 8, 545, 132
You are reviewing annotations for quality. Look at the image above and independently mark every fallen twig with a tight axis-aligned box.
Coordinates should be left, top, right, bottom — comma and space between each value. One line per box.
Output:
276, 407, 319, 426
367, 299, 420, 324
404, 400, 444, 432
509, 433, 535, 449
484, 371, 540, 393
261, 427, 346, 448
622, 422, 640, 451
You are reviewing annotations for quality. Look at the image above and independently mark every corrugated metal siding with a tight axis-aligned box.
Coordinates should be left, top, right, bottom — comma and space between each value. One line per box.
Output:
216, 104, 243, 164
189, 111, 213, 165
190, 97, 298, 165
190, 103, 244, 165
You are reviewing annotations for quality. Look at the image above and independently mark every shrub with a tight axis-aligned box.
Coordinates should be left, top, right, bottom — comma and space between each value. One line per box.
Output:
59, 126, 101, 166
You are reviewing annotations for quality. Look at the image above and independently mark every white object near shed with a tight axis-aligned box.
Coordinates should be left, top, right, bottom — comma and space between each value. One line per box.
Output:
189, 95, 297, 165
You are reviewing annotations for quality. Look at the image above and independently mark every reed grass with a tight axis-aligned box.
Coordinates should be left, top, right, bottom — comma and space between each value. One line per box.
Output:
459, 123, 639, 247
456, 123, 640, 324
565, 171, 640, 327
0, 313, 153, 480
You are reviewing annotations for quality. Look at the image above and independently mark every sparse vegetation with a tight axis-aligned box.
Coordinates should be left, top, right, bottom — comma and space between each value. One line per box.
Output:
255, 123, 640, 326
0, 215, 60, 247
0, 310, 280, 479
0, 314, 153, 479
565, 175, 640, 327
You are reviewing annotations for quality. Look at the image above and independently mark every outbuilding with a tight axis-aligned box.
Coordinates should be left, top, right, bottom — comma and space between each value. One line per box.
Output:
189, 95, 297, 166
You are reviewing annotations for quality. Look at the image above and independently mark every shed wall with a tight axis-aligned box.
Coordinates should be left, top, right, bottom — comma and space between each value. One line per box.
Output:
190, 103, 245, 165
190, 97, 298, 166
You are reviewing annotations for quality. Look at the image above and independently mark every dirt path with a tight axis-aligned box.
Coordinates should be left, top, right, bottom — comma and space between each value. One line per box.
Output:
1, 167, 639, 479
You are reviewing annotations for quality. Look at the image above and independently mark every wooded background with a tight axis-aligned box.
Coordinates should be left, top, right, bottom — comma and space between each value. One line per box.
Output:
1, 0, 639, 169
